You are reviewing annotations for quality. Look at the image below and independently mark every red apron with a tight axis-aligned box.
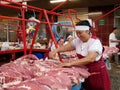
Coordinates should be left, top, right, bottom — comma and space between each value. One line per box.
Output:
77, 54, 111, 90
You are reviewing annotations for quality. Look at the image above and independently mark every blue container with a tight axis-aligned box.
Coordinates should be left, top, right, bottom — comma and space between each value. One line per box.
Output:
72, 83, 82, 90
33, 52, 44, 59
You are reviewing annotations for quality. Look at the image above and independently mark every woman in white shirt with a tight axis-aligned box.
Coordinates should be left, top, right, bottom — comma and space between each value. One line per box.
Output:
49, 19, 111, 90
109, 27, 120, 47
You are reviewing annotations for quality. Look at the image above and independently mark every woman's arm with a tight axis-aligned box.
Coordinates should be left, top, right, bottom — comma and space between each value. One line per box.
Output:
110, 39, 120, 42
59, 51, 98, 67
49, 43, 75, 59
49, 43, 75, 58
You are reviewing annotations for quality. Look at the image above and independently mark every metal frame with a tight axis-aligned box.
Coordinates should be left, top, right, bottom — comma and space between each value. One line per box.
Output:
93, 5, 120, 36
0, 0, 78, 61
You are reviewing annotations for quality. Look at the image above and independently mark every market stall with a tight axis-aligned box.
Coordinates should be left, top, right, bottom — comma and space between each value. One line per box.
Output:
0, 0, 80, 61
0, 0, 88, 90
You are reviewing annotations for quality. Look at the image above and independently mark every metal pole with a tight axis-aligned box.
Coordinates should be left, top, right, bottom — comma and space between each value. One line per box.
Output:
44, 10, 63, 62
29, 12, 43, 54
50, 0, 68, 12
21, 8, 27, 55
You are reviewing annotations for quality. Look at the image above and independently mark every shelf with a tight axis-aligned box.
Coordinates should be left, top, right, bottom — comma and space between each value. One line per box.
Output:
0, 49, 49, 54
0, 49, 23, 54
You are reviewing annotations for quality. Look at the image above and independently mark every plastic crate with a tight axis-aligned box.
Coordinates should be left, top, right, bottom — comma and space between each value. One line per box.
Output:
33, 52, 44, 59
72, 83, 82, 90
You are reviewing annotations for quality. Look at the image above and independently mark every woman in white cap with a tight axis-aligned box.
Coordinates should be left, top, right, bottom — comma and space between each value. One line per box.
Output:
49, 19, 111, 90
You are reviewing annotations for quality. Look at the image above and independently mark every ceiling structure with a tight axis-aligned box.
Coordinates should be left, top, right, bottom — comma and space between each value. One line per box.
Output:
27, 0, 120, 10
0, 0, 120, 16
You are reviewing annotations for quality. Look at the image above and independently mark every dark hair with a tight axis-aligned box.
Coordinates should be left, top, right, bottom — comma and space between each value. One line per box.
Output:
76, 20, 91, 28
113, 27, 117, 30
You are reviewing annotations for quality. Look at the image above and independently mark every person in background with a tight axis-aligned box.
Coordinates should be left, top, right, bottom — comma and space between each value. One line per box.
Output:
49, 19, 111, 90
57, 37, 64, 47
64, 35, 74, 45
48, 38, 53, 49
109, 27, 120, 48
109, 27, 120, 54
50, 37, 64, 51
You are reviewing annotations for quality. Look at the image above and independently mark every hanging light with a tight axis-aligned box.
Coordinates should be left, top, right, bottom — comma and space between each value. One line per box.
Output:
84, 12, 102, 16
0, 0, 32, 4
22, 1, 27, 9
50, 0, 67, 3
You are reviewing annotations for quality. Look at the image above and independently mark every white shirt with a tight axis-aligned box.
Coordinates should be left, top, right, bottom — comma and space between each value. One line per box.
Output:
109, 33, 119, 47
50, 42, 56, 51
71, 37, 103, 61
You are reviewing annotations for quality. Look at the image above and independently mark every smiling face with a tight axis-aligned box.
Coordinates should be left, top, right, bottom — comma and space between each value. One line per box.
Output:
76, 30, 90, 42
75, 20, 92, 42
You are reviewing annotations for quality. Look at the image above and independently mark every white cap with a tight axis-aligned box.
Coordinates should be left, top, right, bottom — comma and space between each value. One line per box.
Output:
75, 26, 90, 31
75, 19, 92, 31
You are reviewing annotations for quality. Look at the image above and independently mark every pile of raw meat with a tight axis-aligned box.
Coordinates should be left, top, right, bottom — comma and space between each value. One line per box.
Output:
61, 50, 76, 59
103, 46, 119, 59
0, 54, 90, 90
